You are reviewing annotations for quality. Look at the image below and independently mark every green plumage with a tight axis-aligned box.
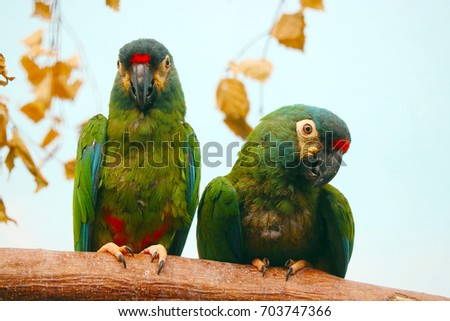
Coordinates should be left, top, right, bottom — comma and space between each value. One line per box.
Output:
197, 104, 354, 278
73, 39, 200, 255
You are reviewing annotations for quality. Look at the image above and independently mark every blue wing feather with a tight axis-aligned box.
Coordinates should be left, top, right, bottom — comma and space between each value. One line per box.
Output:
168, 124, 201, 255
73, 115, 108, 251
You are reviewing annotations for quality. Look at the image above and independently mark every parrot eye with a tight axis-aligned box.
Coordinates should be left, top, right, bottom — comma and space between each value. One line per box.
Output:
296, 119, 317, 139
117, 60, 120, 68
303, 124, 313, 135
165, 57, 171, 68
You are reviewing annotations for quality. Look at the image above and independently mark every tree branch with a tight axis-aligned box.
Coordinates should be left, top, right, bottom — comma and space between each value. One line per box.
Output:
0, 248, 447, 300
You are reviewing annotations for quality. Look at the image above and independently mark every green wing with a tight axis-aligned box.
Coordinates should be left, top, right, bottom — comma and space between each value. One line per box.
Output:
318, 184, 355, 277
196, 176, 244, 263
73, 114, 108, 251
168, 122, 201, 255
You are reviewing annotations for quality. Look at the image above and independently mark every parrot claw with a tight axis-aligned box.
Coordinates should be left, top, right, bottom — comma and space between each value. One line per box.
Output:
118, 253, 127, 268
97, 242, 135, 269
124, 246, 135, 256
284, 259, 311, 281
151, 251, 158, 262
285, 267, 294, 281
142, 244, 168, 275
157, 260, 165, 275
252, 258, 270, 276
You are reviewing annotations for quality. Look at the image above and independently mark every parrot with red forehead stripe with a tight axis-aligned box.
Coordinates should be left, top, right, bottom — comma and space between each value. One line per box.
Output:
196, 104, 354, 279
73, 39, 200, 273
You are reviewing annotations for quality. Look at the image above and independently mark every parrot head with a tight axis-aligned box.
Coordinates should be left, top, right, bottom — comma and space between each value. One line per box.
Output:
247, 104, 351, 188
115, 38, 182, 112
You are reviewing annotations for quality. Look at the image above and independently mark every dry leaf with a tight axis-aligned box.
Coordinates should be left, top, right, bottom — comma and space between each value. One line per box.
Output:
21, 56, 47, 86
5, 147, 16, 173
223, 117, 253, 140
217, 78, 249, 119
54, 78, 82, 100
229, 59, 273, 83
26, 46, 56, 58
65, 54, 81, 69
271, 11, 306, 51
21, 29, 54, 58
64, 159, 76, 180
33, 1, 52, 20
9, 129, 48, 192
106, 0, 120, 11
52, 61, 82, 100
301, 0, 324, 10
216, 78, 253, 139
21, 101, 46, 123
0, 54, 15, 86
40, 128, 59, 148
0, 103, 8, 147
34, 71, 53, 108
22, 29, 44, 48
0, 198, 17, 225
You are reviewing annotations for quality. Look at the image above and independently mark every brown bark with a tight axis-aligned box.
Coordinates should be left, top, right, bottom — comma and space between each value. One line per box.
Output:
0, 248, 447, 300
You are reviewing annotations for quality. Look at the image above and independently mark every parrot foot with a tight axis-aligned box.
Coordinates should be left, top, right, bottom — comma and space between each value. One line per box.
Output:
252, 257, 270, 276
284, 259, 311, 281
141, 244, 167, 275
97, 242, 134, 268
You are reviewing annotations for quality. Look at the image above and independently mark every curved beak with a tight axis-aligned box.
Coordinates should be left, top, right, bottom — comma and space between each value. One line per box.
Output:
302, 149, 343, 188
129, 64, 155, 109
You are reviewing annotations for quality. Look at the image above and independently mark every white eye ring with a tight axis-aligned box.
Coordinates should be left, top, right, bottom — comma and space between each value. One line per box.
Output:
296, 119, 316, 137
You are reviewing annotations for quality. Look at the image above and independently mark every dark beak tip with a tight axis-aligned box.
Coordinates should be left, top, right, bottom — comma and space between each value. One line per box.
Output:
129, 64, 154, 108
304, 149, 343, 188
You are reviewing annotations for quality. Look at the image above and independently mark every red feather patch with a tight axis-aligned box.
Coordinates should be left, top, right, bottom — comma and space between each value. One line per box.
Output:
333, 139, 350, 153
140, 221, 172, 249
130, 53, 151, 64
104, 212, 125, 234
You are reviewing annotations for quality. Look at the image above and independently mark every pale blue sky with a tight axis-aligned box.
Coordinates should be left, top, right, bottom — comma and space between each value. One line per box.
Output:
1, 0, 449, 298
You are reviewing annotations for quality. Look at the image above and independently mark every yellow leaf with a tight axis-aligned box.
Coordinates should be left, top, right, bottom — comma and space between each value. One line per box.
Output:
52, 61, 82, 100
229, 59, 273, 82
22, 29, 44, 48
5, 147, 16, 173
0, 54, 15, 86
21, 29, 54, 58
33, 1, 52, 20
106, 0, 120, 11
0, 103, 8, 147
0, 54, 5, 73
54, 79, 82, 100
216, 78, 253, 139
64, 159, 76, 180
26, 45, 56, 59
216, 78, 249, 119
301, 0, 324, 10
0, 198, 17, 225
65, 54, 81, 69
40, 128, 59, 148
34, 71, 53, 108
9, 129, 48, 192
21, 56, 47, 86
271, 11, 306, 51
223, 117, 253, 140
20, 101, 46, 123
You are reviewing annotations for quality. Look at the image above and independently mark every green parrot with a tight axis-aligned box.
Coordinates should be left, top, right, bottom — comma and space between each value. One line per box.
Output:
73, 39, 200, 273
197, 104, 353, 279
